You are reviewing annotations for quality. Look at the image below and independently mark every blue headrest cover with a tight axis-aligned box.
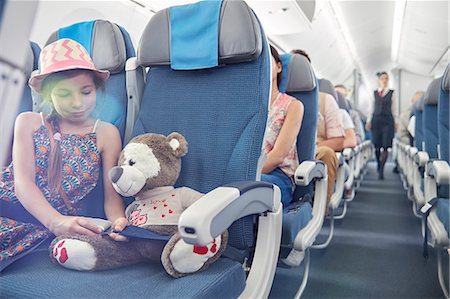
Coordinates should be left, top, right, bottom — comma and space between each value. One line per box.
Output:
424, 77, 441, 105
138, 0, 262, 68
47, 20, 127, 74
279, 54, 316, 93
442, 63, 449, 92
169, 1, 222, 70
319, 78, 337, 100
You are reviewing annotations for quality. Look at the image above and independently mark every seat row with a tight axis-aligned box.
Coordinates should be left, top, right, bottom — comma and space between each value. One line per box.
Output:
1, 0, 374, 297
393, 63, 450, 298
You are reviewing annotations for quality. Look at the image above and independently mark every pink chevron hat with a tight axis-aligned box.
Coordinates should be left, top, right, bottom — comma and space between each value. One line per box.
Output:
29, 38, 110, 92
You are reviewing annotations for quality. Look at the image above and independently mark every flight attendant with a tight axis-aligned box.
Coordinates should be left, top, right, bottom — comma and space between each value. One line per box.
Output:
366, 71, 398, 179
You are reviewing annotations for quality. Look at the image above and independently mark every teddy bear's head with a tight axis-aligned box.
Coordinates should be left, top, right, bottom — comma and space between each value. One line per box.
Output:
109, 132, 187, 197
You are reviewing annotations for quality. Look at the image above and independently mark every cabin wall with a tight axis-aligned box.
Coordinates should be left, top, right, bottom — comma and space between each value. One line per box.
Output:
399, 70, 433, 114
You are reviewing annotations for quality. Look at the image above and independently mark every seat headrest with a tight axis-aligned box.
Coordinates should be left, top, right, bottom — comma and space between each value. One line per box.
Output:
46, 20, 127, 74
424, 77, 441, 105
24, 42, 40, 78
442, 63, 449, 92
319, 78, 337, 100
279, 53, 316, 93
138, 0, 262, 68
415, 94, 425, 111
336, 91, 349, 111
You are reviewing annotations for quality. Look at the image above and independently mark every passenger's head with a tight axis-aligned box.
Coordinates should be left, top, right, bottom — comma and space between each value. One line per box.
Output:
270, 45, 282, 87
290, 49, 311, 63
411, 90, 425, 105
335, 84, 348, 97
376, 71, 389, 89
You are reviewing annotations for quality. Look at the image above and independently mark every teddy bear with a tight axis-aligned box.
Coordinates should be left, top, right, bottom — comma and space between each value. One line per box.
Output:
49, 132, 228, 278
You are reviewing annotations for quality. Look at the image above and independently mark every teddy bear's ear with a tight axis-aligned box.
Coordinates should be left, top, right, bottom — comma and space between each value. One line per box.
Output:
167, 132, 188, 158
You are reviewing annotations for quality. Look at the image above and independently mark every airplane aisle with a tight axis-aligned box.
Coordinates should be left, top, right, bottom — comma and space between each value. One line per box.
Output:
270, 162, 447, 298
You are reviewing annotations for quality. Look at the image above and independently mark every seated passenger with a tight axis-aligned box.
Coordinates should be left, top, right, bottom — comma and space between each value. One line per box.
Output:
261, 45, 304, 207
397, 90, 424, 145
0, 39, 127, 270
337, 96, 357, 149
346, 99, 365, 145
291, 49, 345, 209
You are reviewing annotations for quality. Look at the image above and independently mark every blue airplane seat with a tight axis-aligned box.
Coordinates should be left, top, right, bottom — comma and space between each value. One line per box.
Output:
278, 53, 317, 253
436, 64, 450, 237
422, 77, 441, 159
414, 96, 425, 151
130, 1, 280, 296
277, 54, 327, 297
424, 63, 450, 298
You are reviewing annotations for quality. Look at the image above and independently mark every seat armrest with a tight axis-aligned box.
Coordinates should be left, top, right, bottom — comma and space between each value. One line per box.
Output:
179, 181, 281, 246
335, 152, 344, 167
414, 151, 429, 167
294, 160, 326, 186
293, 161, 328, 250
409, 147, 418, 158
427, 160, 450, 186
343, 147, 354, 161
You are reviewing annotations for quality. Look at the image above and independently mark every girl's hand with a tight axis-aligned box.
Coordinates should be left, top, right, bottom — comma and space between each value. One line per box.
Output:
49, 215, 103, 237
365, 121, 372, 131
110, 217, 129, 242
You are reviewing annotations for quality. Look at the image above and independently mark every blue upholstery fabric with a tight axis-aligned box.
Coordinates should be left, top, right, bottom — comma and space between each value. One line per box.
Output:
133, 34, 270, 252
423, 104, 439, 158
438, 76, 449, 162
58, 21, 95, 55
436, 198, 450, 238
170, 0, 222, 70
414, 108, 423, 151
0, 251, 246, 298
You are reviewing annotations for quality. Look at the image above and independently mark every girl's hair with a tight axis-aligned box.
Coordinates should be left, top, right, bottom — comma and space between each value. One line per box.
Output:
270, 45, 282, 86
376, 71, 389, 79
290, 49, 311, 63
40, 69, 104, 193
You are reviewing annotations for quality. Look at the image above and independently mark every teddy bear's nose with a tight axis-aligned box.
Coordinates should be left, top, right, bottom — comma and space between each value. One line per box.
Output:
109, 167, 123, 183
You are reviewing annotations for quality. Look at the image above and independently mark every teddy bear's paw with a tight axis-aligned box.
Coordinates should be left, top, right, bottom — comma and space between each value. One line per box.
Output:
168, 235, 223, 275
51, 239, 97, 271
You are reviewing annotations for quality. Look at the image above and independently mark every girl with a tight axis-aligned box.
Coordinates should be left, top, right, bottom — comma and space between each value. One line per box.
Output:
261, 45, 304, 207
0, 38, 127, 270
366, 71, 398, 179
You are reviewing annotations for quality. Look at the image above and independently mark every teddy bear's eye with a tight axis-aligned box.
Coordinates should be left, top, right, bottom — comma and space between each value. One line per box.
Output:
128, 159, 136, 166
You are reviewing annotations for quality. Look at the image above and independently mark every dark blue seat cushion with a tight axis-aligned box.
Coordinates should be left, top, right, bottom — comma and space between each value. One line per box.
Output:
423, 104, 439, 158
280, 201, 313, 258
1, 250, 245, 298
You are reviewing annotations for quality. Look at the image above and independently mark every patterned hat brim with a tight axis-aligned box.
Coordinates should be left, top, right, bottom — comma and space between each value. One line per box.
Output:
28, 67, 110, 93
